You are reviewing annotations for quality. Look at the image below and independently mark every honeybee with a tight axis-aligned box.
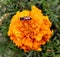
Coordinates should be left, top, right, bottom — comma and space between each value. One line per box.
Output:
20, 16, 32, 20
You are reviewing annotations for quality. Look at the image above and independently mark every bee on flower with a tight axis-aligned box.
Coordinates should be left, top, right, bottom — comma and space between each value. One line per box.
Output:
8, 6, 53, 52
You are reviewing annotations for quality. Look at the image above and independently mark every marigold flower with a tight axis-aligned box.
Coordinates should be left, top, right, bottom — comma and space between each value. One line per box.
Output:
8, 6, 53, 52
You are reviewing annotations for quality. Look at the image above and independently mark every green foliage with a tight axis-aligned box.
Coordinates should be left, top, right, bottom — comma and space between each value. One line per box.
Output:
0, 0, 60, 57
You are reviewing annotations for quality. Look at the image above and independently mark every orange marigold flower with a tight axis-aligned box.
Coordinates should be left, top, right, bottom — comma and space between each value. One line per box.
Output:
8, 6, 53, 52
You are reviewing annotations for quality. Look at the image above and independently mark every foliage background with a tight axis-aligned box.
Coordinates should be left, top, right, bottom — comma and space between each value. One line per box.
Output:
0, 0, 60, 57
